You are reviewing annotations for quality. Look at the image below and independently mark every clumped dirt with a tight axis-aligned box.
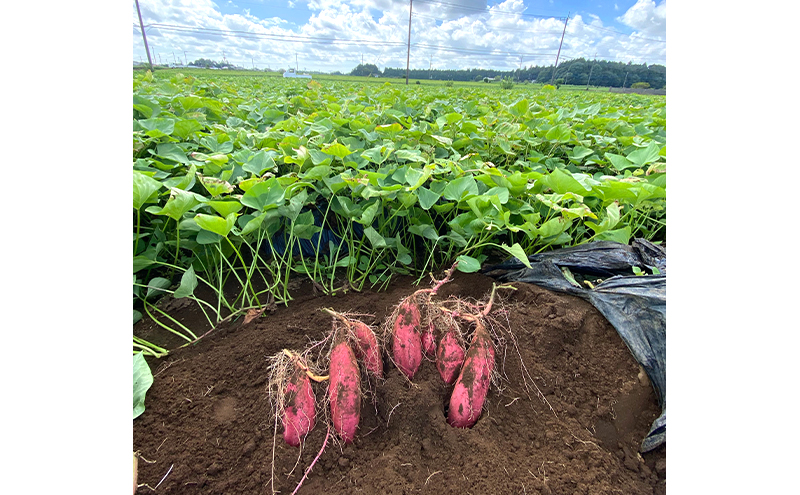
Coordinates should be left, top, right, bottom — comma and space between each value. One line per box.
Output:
133, 272, 665, 494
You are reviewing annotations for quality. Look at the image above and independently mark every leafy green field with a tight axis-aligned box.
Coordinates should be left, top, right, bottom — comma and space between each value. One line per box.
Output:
133, 69, 665, 355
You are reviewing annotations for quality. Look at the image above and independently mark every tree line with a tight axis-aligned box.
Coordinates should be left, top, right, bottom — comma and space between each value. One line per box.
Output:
350, 58, 665, 89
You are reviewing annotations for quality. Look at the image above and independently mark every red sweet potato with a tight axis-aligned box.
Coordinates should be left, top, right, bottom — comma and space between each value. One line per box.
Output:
282, 362, 317, 447
421, 322, 437, 357
447, 323, 495, 428
436, 327, 465, 384
349, 320, 383, 378
328, 341, 361, 443
391, 298, 422, 378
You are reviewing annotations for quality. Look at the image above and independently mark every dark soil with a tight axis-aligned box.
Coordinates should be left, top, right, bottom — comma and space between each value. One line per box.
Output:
133, 272, 665, 494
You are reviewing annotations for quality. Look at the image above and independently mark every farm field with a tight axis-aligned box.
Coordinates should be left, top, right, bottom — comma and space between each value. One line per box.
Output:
133, 69, 666, 494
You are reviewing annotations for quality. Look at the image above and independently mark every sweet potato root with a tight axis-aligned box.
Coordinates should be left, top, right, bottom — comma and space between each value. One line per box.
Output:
436, 326, 465, 384
350, 320, 384, 378
282, 360, 317, 447
328, 341, 361, 443
447, 322, 495, 428
421, 322, 437, 357
391, 298, 422, 378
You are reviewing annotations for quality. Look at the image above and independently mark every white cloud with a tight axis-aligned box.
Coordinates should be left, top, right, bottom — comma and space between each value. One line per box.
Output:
617, 0, 666, 38
132, 0, 666, 71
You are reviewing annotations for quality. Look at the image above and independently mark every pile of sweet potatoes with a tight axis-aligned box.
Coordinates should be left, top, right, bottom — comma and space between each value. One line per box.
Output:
266, 265, 510, 450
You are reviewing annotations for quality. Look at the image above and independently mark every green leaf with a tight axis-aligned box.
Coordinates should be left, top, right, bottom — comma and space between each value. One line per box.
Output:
321, 142, 352, 159
198, 175, 234, 197
442, 176, 479, 201
604, 152, 636, 171
154, 143, 190, 164
408, 223, 440, 241
138, 118, 175, 138
626, 142, 661, 168
586, 202, 621, 234
205, 199, 243, 218
173, 266, 198, 298
545, 124, 571, 143
361, 146, 392, 165
172, 118, 204, 140
133, 172, 163, 210
133, 352, 154, 419
291, 210, 321, 240
430, 135, 453, 146
540, 168, 591, 195
595, 226, 631, 244
416, 187, 441, 210
331, 196, 362, 219
508, 98, 529, 118
145, 187, 203, 221
162, 164, 197, 191
395, 149, 426, 163
570, 145, 594, 161
133, 95, 160, 119
363, 226, 387, 248
359, 200, 380, 226
145, 277, 171, 300
133, 256, 154, 273
240, 178, 285, 211
455, 255, 481, 273
537, 217, 570, 238
241, 151, 276, 176
195, 212, 237, 237
301, 165, 332, 180
498, 242, 532, 268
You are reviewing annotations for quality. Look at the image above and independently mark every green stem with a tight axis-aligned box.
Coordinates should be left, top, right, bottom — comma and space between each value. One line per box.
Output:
135, 209, 142, 256
142, 300, 197, 341
226, 236, 261, 307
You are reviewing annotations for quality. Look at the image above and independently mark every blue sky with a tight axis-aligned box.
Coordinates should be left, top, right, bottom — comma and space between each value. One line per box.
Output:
132, 0, 666, 72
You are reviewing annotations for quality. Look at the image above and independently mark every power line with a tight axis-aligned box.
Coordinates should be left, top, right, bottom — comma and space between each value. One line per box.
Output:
411, 42, 555, 58
582, 23, 666, 43
411, 12, 567, 35
413, 0, 567, 20
145, 23, 407, 47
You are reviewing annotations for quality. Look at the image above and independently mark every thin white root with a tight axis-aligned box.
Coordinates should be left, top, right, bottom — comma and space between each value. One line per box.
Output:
425, 471, 442, 484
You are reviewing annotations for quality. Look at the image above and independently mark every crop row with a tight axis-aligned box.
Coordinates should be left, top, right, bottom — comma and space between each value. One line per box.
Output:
132, 70, 666, 355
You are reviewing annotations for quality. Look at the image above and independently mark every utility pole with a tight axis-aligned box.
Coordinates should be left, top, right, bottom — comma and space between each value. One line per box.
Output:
405, 0, 413, 85
134, 0, 153, 70
184, 51, 188, 65
252, 57, 255, 69
296, 52, 298, 71
550, 13, 569, 84
623, 72, 629, 88
172, 51, 177, 65
586, 52, 597, 90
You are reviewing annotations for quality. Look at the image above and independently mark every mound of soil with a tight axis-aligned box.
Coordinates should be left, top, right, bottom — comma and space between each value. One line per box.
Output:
133, 272, 666, 494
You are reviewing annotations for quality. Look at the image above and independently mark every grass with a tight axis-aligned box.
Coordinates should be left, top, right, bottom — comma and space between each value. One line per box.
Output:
133, 67, 613, 92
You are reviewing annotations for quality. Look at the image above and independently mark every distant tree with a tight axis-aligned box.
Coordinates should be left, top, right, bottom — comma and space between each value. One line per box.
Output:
350, 64, 382, 77
631, 82, 651, 89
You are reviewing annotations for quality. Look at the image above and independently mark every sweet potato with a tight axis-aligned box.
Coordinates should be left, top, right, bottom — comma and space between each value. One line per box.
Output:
421, 322, 437, 357
436, 327, 465, 384
391, 298, 422, 378
447, 323, 495, 428
328, 341, 361, 443
350, 320, 383, 378
282, 361, 317, 447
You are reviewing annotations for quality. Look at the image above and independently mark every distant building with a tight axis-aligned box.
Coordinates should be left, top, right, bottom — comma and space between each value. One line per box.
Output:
283, 68, 312, 79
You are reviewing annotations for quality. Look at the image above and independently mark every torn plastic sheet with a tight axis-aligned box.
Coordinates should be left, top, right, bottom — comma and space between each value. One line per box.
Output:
484, 239, 666, 452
